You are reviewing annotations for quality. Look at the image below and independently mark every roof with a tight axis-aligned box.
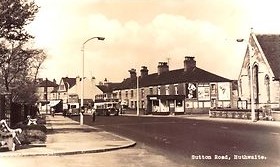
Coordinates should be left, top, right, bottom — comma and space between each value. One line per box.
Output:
256, 34, 280, 79
37, 79, 58, 87
114, 67, 231, 90
96, 83, 121, 93
62, 77, 76, 89
50, 86, 59, 93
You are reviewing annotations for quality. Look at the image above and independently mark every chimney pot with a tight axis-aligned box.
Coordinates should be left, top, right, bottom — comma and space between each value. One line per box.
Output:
157, 62, 169, 75
129, 68, 137, 78
140, 66, 149, 77
184, 56, 196, 72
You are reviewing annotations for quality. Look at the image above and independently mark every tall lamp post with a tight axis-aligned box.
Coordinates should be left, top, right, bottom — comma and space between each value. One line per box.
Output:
81, 36, 105, 125
237, 37, 256, 122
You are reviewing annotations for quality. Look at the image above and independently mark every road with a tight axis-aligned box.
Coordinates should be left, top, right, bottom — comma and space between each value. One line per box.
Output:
71, 114, 280, 167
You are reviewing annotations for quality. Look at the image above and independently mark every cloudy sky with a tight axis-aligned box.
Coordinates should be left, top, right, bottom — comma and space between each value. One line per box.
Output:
27, 0, 280, 82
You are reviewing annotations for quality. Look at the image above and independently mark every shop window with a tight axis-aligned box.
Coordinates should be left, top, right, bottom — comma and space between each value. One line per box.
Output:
176, 100, 183, 107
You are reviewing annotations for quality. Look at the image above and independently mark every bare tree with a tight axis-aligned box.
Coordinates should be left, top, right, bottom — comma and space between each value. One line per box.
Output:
0, 0, 46, 103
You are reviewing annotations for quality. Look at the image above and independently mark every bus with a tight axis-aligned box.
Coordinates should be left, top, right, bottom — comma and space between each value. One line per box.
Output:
94, 101, 120, 116
63, 94, 80, 116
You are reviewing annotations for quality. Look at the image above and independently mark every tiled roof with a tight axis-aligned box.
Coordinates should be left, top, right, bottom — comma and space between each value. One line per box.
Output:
96, 83, 121, 93
51, 86, 59, 93
256, 34, 280, 79
62, 77, 76, 89
37, 79, 58, 87
114, 67, 231, 90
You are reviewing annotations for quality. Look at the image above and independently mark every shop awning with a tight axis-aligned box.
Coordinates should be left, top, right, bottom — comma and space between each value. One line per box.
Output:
49, 100, 62, 107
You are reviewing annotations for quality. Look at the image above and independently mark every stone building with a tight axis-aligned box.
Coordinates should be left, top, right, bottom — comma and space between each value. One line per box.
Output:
238, 32, 280, 111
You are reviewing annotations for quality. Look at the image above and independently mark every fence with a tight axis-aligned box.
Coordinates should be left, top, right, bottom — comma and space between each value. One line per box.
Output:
0, 93, 38, 127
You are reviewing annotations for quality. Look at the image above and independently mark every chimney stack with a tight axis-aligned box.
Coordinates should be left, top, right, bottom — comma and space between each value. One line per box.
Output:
140, 66, 148, 78
184, 56, 196, 72
157, 62, 169, 75
129, 68, 137, 78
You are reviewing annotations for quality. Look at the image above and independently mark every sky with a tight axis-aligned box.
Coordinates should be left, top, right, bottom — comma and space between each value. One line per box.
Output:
27, 0, 280, 83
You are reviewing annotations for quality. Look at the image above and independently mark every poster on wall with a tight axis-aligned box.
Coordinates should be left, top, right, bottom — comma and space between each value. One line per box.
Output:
198, 86, 210, 101
218, 82, 231, 100
186, 83, 197, 99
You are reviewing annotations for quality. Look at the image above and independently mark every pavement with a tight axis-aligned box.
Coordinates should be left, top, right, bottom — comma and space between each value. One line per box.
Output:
123, 112, 280, 127
0, 112, 279, 157
0, 114, 136, 157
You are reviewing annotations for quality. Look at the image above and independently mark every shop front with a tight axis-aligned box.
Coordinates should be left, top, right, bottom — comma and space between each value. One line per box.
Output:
146, 95, 185, 115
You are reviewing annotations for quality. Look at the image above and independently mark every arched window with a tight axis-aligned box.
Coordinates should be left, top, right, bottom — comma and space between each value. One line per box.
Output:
239, 79, 242, 96
264, 75, 270, 103
247, 65, 252, 101
253, 64, 259, 103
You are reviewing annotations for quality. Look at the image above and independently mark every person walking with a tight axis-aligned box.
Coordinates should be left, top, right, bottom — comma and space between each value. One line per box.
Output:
51, 107, 55, 117
92, 107, 96, 122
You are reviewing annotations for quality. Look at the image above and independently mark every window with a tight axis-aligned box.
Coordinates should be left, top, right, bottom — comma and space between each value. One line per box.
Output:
157, 86, 161, 95
149, 87, 153, 95
174, 84, 178, 95
59, 84, 64, 90
239, 79, 242, 96
165, 85, 169, 95
131, 90, 134, 98
141, 89, 144, 98
119, 91, 122, 99
264, 75, 270, 102
176, 100, 183, 107
125, 90, 128, 98
248, 66, 251, 88
253, 64, 259, 103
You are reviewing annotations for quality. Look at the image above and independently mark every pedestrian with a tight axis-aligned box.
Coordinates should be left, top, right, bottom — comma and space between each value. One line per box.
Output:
92, 107, 96, 122
63, 109, 66, 117
51, 107, 55, 117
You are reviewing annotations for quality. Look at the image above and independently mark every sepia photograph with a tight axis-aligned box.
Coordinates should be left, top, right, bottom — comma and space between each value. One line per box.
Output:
0, 0, 280, 167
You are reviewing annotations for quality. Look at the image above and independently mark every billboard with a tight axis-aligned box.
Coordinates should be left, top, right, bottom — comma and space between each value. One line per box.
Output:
218, 82, 231, 100
186, 83, 197, 99
198, 86, 210, 101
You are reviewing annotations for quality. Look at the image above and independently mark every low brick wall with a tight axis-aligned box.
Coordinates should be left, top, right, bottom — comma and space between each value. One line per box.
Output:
272, 111, 280, 121
209, 108, 262, 120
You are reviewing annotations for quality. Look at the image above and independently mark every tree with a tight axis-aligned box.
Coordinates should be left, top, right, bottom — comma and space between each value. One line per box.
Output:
0, 0, 38, 41
0, 0, 45, 104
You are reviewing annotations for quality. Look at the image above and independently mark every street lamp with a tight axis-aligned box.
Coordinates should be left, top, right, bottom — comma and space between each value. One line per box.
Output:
81, 36, 105, 125
236, 38, 256, 122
